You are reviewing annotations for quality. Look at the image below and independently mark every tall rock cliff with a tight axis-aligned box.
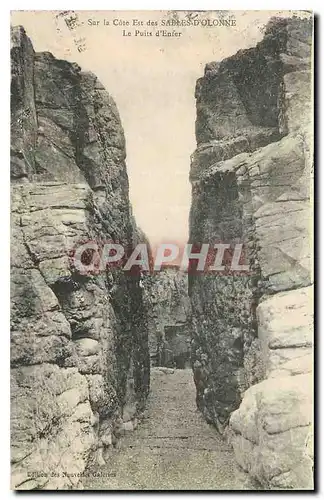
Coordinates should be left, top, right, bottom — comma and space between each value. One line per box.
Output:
11, 26, 150, 489
189, 17, 313, 489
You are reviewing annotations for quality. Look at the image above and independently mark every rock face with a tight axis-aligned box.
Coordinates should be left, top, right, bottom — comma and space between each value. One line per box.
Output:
143, 268, 191, 367
189, 17, 313, 489
11, 26, 150, 489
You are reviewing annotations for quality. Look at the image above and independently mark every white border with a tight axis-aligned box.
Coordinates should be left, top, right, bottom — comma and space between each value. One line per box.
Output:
6, 1, 319, 10
2, 2, 321, 498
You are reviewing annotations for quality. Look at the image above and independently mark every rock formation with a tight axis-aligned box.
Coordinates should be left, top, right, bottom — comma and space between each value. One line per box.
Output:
143, 268, 191, 367
11, 26, 150, 489
189, 16, 313, 489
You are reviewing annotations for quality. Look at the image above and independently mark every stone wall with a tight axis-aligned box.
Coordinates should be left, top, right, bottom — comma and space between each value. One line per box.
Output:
189, 16, 313, 489
11, 26, 149, 489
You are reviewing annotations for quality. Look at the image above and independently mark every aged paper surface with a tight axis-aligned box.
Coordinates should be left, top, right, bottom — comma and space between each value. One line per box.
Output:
10, 10, 313, 490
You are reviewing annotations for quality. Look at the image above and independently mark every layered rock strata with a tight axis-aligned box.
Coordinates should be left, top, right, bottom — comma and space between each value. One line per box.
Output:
11, 26, 149, 489
189, 16, 313, 489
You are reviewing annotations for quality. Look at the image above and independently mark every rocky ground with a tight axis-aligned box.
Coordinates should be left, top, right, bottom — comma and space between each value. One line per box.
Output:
84, 368, 258, 490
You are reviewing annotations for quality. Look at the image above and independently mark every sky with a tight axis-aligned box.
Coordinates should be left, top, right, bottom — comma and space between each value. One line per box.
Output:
11, 10, 307, 245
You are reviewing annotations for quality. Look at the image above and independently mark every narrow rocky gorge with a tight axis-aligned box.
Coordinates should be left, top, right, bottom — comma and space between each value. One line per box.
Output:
11, 15, 313, 492
189, 16, 313, 489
